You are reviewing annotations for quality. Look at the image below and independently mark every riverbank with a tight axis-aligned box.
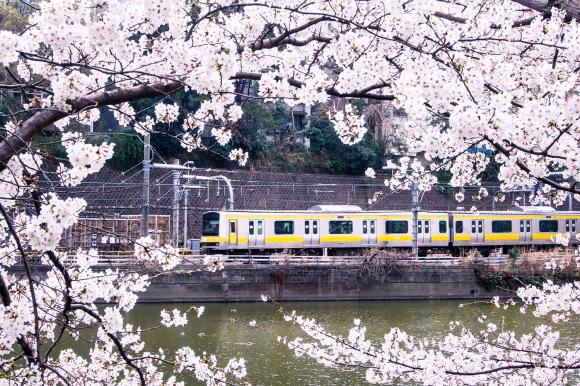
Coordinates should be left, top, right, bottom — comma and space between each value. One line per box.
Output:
139, 265, 509, 302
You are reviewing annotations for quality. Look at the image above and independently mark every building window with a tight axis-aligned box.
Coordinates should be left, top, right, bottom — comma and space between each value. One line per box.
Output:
274, 221, 294, 234
439, 221, 447, 233
385, 220, 408, 234
329, 221, 353, 234
455, 221, 463, 234
491, 220, 512, 233
539, 220, 558, 233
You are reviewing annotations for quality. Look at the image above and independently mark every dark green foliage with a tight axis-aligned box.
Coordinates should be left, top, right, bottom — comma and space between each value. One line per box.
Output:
475, 269, 545, 291
508, 247, 521, 261
305, 104, 386, 175
33, 132, 67, 160
108, 134, 144, 170
234, 101, 277, 159
474, 268, 579, 291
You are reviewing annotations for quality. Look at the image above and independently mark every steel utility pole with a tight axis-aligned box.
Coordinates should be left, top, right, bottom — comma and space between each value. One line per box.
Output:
411, 181, 419, 258
183, 189, 189, 248
141, 133, 151, 237
172, 160, 181, 247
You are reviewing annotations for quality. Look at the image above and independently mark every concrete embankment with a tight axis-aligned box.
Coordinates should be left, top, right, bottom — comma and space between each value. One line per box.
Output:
140, 265, 508, 302
8, 264, 510, 302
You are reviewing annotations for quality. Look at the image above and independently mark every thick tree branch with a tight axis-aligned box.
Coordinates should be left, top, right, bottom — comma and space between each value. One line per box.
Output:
483, 135, 580, 195
0, 81, 184, 171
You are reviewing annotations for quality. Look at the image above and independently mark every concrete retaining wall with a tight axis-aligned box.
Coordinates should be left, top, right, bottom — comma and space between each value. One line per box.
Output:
140, 266, 508, 302
7, 265, 508, 302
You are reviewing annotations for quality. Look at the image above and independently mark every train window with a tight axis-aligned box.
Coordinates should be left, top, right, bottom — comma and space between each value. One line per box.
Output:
386, 221, 408, 234
439, 221, 447, 233
274, 221, 294, 234
230, 222, 236, 233
313, 221, 318, 234
370, 221, 376, 234
257, 221, 263, 235
425, 221, 430, 234
526, 220, 531, 232
492, 220, 512, 233
455, 221, 463, 233
478, 221, 483, 233
520, 220, 524, 232
573, 220, 576, 232
305, 221, 310, 235
539, 220, 558, 232
329, 221, 353, 234
418, 221, 422, 233
249, 221, 254, 235
566, 220, 570, 232
363, 221, 368, 234
202, 212, 220, 236
471, 221, 476, 233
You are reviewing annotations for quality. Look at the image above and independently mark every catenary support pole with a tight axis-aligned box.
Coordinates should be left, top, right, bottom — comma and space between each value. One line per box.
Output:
183, 189, 189, 248
172, 161, 181, 247
141, 133, 150, 237
412, 181, 419, 258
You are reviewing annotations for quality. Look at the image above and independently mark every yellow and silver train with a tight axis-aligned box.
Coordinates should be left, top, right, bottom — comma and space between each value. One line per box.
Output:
200, 205, 579, 255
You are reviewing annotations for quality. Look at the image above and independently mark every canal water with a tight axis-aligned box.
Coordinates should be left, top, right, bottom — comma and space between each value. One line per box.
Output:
71, 301, 580, 385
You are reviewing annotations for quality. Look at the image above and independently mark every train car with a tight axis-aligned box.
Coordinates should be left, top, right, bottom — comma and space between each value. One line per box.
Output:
201, 205, 579, 255
201, 205, 450, 253
450, 207, 580, 253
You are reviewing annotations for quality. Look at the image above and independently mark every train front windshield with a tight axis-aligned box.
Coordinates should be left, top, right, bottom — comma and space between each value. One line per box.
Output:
202, 212, 220, 236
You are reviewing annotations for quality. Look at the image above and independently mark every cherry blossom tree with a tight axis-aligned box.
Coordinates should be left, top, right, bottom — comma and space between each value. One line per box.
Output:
0, 0, 579, 385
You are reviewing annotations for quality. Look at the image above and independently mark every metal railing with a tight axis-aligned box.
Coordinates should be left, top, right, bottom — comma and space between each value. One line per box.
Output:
53, 252, 579, 269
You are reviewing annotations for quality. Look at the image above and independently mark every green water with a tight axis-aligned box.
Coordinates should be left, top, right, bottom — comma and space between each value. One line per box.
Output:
70, 301, 580, 385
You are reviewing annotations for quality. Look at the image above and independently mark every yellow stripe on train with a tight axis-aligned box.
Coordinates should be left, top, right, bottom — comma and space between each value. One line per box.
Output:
378, 234, 413, 242
484, 233, 520, 241
532, 233, 557, 240
265, 235, 304, 243
201, 236, 226, 242
320, 235, 363, 243
453, 234, 471, 241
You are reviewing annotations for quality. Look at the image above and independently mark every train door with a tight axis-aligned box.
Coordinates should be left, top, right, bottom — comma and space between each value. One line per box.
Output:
471, 219, 483, 243
519, 219, 531, 243
304, 220, 320, 247
248, 220, 265, 247
229, 220, 238, 246
362, 220, 377, 245
418, 220, 431, 244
